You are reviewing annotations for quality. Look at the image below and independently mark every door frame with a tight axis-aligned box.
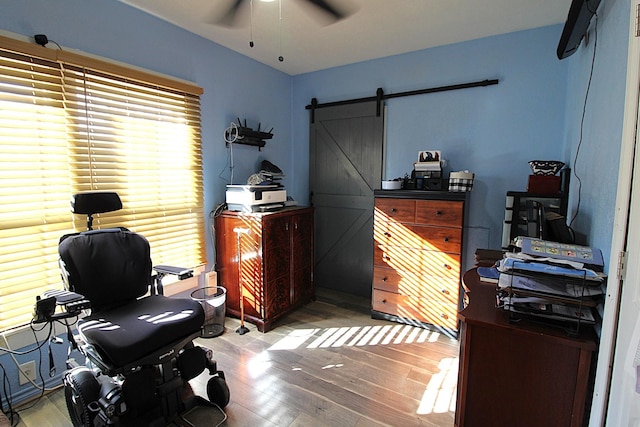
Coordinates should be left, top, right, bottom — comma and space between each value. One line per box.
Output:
589, 1, 640, 424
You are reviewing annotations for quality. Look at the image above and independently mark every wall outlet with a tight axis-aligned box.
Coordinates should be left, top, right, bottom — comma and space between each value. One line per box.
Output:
18, 361, 36, 385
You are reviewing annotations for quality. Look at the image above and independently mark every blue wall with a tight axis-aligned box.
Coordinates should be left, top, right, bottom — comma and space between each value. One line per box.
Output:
292, 25, 569, 266
562, 0, 628, 266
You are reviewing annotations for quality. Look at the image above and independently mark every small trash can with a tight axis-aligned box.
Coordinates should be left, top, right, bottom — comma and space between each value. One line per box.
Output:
191, 286, 226, 338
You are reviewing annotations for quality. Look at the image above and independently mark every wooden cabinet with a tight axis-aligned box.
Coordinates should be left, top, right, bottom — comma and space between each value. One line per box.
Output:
455, 269, 597, 427
214, 207, 314, 332
371, 191, 467, 332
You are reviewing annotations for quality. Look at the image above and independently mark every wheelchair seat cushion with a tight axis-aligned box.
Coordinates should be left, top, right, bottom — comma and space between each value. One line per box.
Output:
77, 295, 205, 368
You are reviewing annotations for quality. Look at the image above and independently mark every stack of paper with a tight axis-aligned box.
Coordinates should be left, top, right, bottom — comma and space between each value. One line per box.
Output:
495, 237, 606, 330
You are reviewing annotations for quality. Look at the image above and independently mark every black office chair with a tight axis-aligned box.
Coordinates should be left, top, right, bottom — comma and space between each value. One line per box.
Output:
37, 192, 229, 426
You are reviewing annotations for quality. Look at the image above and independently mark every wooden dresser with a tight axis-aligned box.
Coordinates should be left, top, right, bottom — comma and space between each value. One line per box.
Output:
371, 190, 467, 333
456, 269, 597, 427
214, 206, 314, 332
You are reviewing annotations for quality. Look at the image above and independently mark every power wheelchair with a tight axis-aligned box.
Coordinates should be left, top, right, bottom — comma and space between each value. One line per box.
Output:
34, 192, 230, 426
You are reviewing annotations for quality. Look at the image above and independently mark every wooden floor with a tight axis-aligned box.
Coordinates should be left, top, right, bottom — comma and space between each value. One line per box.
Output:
14, 288, 460, 427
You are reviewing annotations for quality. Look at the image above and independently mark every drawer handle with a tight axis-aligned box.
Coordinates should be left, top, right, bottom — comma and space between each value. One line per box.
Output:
382, 277, 388, 282
383, 255, 391, 261
440, 313, 448, 319
382, 299, 387, 304
443, 237, 449, 242
443, 263, 451, 270
384, 232, 391, 237
285, 222, 289, 231
435, 210, 442, 216
391, 208, 397, 212
441, 289, 450, 295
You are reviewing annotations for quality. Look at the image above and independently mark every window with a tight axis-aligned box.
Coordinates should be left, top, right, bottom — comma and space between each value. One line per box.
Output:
0, 35, 205, 331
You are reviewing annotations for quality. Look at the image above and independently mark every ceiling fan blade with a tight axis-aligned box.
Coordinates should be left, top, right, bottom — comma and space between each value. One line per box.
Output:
212, 0, 247, 26
301, 0, 352, 21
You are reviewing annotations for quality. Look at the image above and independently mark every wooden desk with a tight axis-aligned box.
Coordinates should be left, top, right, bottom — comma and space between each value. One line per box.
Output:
455, 269, 597, 427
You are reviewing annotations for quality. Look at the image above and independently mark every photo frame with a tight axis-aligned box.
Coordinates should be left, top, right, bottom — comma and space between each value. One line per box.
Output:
418, 150, 441, 163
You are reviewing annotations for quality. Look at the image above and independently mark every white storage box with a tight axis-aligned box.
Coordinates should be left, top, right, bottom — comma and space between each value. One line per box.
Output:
448, 171, 475, 192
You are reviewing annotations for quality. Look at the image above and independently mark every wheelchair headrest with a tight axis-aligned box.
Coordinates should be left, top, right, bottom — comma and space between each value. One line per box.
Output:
71, 192, 122, 215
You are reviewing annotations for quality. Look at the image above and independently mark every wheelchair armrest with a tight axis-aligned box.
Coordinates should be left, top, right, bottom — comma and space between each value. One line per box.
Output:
44, 289, 85, 304
153, 265, 193, 280
33, 290, 91, 323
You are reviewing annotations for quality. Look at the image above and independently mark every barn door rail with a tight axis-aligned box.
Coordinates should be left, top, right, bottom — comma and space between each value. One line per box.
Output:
306, 78, 499, 123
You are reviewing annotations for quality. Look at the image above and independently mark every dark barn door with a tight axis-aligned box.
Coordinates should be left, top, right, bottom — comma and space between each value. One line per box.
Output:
309, 101, 384, 297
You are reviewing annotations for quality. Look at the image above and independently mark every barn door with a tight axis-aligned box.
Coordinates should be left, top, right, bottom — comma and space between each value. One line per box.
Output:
309, 101, 384, 297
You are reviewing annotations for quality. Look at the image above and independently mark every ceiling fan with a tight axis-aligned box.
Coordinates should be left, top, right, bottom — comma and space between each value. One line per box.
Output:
212, 0, 354, 28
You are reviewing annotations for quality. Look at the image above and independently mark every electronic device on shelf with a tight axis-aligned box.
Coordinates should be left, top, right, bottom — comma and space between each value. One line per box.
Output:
225, 184, 287, 212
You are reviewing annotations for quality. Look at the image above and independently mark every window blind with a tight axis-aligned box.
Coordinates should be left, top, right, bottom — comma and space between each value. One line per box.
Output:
0, 37, 205, 331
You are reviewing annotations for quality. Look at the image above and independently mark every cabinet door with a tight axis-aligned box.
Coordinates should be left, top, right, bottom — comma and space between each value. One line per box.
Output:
263, 215, 291, 318
215, 214, 265, 318
292, 211, 314, 306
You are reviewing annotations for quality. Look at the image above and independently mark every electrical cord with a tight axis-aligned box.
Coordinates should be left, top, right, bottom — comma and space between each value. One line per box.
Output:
0, 320, 54, 425
570, 6, 598, 228
1, 322, 60, 392
220, 122, 242, 185
0, 315, 74, 420
0, 361, 19, 427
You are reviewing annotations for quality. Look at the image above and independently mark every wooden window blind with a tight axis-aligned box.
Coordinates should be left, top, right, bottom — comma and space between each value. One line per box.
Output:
0, 36, 205, 331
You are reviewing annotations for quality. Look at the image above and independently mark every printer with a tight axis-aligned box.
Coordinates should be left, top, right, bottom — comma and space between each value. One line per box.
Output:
225, 184, 286, 212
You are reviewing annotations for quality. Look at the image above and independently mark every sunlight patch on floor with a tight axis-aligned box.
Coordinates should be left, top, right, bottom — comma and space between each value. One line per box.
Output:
268, 324, 445, 351
416, 356, 459, 415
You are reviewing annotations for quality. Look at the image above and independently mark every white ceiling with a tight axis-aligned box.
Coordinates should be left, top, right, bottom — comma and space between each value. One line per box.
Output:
119, 0, 572, 75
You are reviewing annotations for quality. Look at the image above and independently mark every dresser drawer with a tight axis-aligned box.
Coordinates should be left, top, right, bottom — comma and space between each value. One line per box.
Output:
374, 245, 460, 278
374, 198, 415, 223
373, 267, 458, 304
374, 221, 462, 253
415, 200, 464, 227
372, 289, 458, 330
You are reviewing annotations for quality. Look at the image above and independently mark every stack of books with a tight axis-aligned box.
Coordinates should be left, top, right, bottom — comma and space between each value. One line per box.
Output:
482, 237, 606, 334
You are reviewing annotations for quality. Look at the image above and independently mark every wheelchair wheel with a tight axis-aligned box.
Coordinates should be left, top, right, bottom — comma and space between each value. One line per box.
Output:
64, 367, 100, 427
206, 375, 230, 408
